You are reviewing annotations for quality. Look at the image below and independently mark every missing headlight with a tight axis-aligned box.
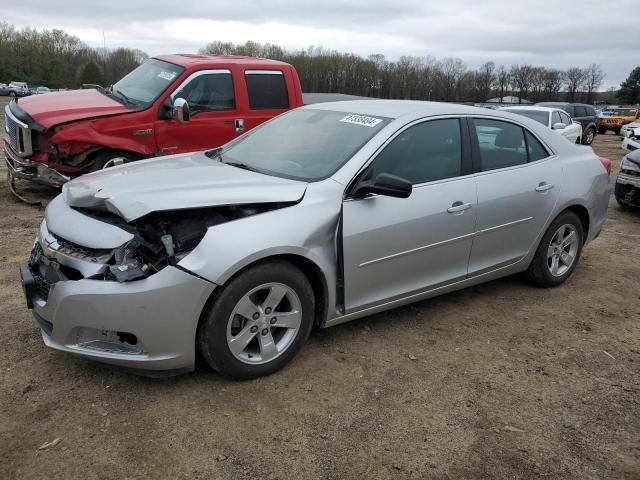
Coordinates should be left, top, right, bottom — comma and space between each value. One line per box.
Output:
86, 203, 295, 283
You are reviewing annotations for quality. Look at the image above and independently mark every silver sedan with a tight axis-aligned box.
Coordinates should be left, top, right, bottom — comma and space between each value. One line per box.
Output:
21, 101, 610, 379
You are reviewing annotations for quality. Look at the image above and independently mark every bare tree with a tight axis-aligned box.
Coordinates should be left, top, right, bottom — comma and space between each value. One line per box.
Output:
476, 61, 495, 101
510, 64, 535, 103
496, 65, 510, 102
565, 67, 587, 103
584, 64, 605, 103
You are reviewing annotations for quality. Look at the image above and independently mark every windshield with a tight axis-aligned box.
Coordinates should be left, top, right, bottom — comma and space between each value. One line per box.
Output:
110, 59, 184, 105
222, 109, 391, 181
505, 109, 549, 126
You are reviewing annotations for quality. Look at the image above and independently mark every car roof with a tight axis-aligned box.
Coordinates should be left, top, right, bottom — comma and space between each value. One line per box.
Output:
154, 54, 292, 69
500, 106, 556, 113
304, 99, 500, 120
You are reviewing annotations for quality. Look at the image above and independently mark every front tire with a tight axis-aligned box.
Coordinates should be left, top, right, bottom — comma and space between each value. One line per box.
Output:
197, 261, 315, 379
526, 211, 584, 287
598, 126, 606, 135
87, 150, 135, 172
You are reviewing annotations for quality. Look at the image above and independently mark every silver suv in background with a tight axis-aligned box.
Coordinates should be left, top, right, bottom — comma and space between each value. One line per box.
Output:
20, 101, 610, 379
0, 81, 30, 97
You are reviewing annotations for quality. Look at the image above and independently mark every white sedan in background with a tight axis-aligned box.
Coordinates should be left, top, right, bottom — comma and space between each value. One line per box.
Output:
499, 106, 583, 144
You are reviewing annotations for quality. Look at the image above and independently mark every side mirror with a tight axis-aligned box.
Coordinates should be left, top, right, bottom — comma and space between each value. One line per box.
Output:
352, 173, 412, 199
552, 122, 566, 130
173, 98, 190, 123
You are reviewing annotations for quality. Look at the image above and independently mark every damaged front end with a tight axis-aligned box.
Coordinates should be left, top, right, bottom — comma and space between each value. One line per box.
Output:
27, 196, 296, 299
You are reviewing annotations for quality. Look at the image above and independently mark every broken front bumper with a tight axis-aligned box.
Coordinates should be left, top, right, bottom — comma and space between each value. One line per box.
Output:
615, 172, 640, 207
4, 144, 70, 187
21, 220, 217, 374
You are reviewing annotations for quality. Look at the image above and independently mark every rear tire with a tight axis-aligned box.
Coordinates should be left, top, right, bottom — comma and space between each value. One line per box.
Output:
197, 261, 315, 379
8, 91, 16, 98
526, 211, 584, 288
598, 127, 606, 135
581, 128, 595, 145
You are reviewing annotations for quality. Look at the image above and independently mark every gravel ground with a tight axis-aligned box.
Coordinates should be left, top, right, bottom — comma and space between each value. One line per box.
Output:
0, 97, 638, 479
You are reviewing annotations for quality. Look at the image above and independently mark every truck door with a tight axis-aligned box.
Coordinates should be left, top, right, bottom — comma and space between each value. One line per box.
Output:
154, 69, 240, 155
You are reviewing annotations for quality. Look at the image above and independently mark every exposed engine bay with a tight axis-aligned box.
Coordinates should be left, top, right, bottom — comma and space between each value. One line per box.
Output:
75, 203, 294, 283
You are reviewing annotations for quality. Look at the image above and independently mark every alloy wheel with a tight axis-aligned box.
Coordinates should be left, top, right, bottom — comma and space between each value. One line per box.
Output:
226, 282, 302, 365
547, 224, 579, 277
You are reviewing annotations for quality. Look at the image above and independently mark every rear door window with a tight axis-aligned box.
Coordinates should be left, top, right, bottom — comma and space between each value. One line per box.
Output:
473, 119, 527, 171
245, 71, 289, 109
573, 106, 587, 117
559, 111, 571, 125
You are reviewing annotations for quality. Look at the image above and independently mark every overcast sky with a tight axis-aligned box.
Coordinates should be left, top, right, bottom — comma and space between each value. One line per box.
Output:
6, 0, 637, 88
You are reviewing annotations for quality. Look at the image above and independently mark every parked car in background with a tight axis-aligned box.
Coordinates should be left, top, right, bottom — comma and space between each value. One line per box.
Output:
1, 81, 30, 97
499, 106, 582, 144
599, 107, 640, 135
536, 102, 599, 145
621, 121, 640, 139
4, 54, 303, 188
622, 126, 640, 152
19, 101, 610, 378
32, 86, 51, 95
615, 149, 640, 208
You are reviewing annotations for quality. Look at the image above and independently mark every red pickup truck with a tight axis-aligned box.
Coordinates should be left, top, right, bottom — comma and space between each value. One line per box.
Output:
4, 54, 303, 187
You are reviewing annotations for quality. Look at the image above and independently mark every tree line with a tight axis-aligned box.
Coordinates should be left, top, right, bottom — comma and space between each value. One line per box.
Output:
201, 40, 613, 104
1, 23, 633, 105
0, 23, 147, 89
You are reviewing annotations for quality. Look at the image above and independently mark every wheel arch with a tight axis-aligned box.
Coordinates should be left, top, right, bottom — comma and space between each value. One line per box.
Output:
204, 252, 331, 329
564, 204, 590, 243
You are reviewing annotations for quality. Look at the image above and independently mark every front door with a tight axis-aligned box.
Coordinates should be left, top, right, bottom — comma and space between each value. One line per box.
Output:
468, 117, 561, 275
154, 69, 240, 155
342, 118, 477, 312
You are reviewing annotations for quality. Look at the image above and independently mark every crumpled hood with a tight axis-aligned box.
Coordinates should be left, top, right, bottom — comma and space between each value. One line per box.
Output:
62, 152, 308, 222
16, 89, 130, 129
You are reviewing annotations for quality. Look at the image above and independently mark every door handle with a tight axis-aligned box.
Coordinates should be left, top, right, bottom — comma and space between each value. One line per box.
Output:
535, 182, 554, 193
447, 201, 472, 214
235, 119, 245, 133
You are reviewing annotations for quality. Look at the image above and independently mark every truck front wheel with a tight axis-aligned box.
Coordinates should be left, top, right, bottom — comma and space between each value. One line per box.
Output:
87, 150, 136, 172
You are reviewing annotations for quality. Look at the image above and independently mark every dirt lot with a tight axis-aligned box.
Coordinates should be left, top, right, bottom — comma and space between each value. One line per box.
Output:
0, 97, 638, 480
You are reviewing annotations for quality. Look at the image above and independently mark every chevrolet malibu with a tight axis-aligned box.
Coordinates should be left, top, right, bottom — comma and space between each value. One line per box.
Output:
20, 101, 610, 379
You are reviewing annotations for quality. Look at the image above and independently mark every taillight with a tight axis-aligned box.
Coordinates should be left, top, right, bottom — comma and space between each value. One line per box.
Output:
598, 156, 612, 176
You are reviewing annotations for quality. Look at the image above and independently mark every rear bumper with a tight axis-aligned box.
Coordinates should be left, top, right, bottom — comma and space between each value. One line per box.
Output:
4, 144, 70, 187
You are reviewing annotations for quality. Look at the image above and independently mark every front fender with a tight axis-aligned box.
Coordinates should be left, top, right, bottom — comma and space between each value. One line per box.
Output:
178, 181, 344, 320
50, 113, 157, 158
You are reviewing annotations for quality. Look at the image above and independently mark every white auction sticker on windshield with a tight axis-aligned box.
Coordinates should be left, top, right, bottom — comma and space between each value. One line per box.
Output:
339, 114, 383, 127
157, 71, 176, 81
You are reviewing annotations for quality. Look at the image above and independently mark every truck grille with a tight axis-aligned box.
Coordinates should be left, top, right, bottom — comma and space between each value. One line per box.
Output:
5, 111, 18, 151
4, 104, 32, 156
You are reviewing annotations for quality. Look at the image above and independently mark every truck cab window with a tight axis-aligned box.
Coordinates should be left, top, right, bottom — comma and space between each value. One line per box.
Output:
173, 72, 235, 114
245, 71, 289, 109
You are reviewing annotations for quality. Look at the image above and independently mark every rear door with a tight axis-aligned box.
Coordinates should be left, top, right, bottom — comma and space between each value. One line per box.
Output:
468, 118, 561, 275
154, 69, 240, 154
342, 117, 477, 311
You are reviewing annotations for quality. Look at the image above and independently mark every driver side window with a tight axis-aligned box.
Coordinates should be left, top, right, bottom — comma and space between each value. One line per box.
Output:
173, 72, 235, 115
367, 119, 462, 185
